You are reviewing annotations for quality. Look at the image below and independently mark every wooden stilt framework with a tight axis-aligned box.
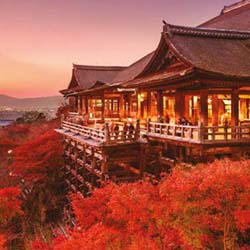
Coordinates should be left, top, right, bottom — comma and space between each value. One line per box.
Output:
61, 133, 146, 195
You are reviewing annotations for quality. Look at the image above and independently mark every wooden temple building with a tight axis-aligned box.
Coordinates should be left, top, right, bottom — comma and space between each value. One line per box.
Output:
56, 0, 250, 194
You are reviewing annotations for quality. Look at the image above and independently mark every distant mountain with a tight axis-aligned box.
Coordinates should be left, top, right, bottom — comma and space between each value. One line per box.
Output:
0, 94, 65, 109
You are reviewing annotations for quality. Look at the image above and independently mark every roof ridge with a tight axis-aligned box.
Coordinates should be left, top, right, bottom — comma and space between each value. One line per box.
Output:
221, 0, 250, 14
163, 23, 250, 39
73, 64, 127, 71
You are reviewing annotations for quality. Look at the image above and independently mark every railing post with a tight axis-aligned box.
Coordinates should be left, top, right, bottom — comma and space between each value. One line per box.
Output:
147, 118, 151, 133
135, 119, 140, 140
189, 127, 192, 140
104, 122, 110, 144
122, 123, 127, 140
198, 122, 204, 143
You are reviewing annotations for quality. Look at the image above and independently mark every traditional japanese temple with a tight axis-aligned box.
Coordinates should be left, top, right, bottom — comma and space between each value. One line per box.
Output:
56, 0, 250, 193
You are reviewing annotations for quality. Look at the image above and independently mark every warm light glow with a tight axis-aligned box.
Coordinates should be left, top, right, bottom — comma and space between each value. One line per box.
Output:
0, 1, 232, 97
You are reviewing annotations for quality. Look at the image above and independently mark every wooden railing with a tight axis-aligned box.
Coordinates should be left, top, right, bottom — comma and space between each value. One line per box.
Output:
61, 120, 250, 145
61, 120, 140, 144
147, 122, 250, 144
62, 121, 105, 141
203, 125, 250, 143
147, 122, 200, 143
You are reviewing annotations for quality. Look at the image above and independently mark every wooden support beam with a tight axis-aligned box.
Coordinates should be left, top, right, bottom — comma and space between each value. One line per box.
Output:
75, 96, 78, 112
91, 148, 96, 186
135, 120, 140, 140
175, 90, 184, 122
104, 122, 110, 143
74, 144, 79, 172
79, 96, 83, 113
231, 89, 239, 126
147, 91, 152, 117
212, 95, 219, 126
83, 144, 87, 166
117, 163, 140, 175
200, 89, 208, 126
128, 94, 131, 117
85, 97, 88, 114
157, 90, 164, 118
119, 94, 125, 119
101, 94, 105, 121
101, 154, 108, 179
137, 92, 141, 120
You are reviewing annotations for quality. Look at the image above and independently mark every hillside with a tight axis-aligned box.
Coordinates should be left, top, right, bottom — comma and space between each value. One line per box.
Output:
0, 94, 65, 109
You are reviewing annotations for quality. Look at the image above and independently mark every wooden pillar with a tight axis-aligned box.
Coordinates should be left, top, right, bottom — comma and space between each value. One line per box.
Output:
175, 90, 184, 122
85, 96, 88, 114
200, 90, 208, 126
104, 122, 110, 143
231, 89, 239, 126
75, 96, 78, 112
157, 90, 163, 118
184, 95, 189, 119
91, 148, 96, 186
75, 144, 79, 172
101, 153, 108, 179
212, 95, 219, 126
137, 92, 141, 120
128, 94, 131, 117
101, 94, 105, 120
147, 91, 152, 117
119, 94, 125, 119
135, 119, 140, 140
79, 96, 83, 114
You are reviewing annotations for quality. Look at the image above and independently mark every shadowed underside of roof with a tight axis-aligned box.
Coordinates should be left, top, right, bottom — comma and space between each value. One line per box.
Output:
200, 0, 250, 31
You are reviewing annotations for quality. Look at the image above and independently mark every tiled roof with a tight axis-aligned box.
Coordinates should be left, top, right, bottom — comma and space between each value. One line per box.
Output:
200, 0, 250, 31
163, 23, 250, 78
112, 52, 154, 83
71, 64, 126, 89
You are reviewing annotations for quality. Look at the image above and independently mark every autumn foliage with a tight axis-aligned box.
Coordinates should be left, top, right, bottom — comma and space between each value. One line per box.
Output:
0, 187, 22, 249
10, 130, 63, 182
1, 119, 250, 249
0, 187, 22, 224
0, 119, 64, 249
48, 159, 250, 250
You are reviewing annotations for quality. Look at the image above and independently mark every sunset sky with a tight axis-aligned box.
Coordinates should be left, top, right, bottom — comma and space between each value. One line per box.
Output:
0, 0, 237, 98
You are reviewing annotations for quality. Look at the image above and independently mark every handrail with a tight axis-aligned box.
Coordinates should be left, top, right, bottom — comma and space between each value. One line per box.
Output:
147, 121, 250, 144
147, 121, 200, 142
62, 120, 250, 144
62, 121, 105, 142
61, 120, 139, 144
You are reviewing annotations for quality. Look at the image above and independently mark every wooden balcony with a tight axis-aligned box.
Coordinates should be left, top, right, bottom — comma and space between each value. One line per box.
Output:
147, 121, 250, 145
57, 119, 250, 147
56, 120, 140, 146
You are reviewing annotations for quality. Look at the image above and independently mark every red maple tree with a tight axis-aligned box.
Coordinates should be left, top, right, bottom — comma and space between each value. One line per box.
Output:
47, 159, 250, 250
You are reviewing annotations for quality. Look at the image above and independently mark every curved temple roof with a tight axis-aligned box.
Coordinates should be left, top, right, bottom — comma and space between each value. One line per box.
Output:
162, 23, 250, 78
200, 0, 250, 31
62, 52, 155, 94
62, 1, 250, 95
